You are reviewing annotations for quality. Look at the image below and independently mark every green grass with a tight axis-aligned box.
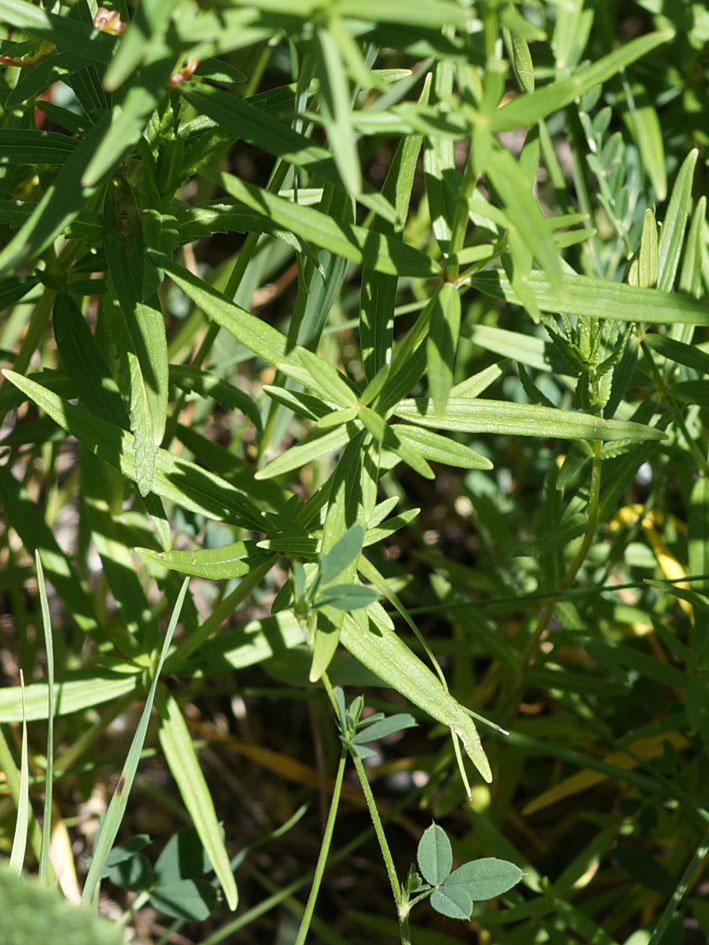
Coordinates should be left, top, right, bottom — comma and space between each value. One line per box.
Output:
1, 1, 709, 943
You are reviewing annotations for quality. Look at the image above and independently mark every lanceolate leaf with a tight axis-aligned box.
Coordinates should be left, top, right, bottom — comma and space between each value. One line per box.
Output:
201, 168, 436, 278
0, 115, 112, 279
136, 542, 274, 580
341, 606, 493, 782
493, 29, 674, 132
104, 177, 168, 495
160, 257, 364, 404
394, 396, 665, 442
472, 270, 709, 326
158, 693, 238, 911
3, 371, 273, 533
0, 671, 138, 723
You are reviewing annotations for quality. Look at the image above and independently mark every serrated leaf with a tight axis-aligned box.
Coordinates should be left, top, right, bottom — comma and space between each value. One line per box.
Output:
417, 824, 452, 886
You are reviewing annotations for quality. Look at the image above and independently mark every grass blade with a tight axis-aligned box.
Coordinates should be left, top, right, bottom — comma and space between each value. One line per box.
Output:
9, 672, 29, 873
35, 552, 55, 883
81, 577, 190, 906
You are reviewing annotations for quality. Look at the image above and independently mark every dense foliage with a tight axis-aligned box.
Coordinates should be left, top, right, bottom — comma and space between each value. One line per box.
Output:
1, 1, 709, 943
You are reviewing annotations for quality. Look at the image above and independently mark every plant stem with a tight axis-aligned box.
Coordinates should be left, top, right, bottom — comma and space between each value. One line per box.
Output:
293, 749, 347, 945
502, 440, 603, 725
351, 753, 410, 944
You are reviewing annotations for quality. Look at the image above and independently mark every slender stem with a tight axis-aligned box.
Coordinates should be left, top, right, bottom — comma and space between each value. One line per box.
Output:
293, 749, 347, 945
520, 441, 603, 673
351, 753, 402, 907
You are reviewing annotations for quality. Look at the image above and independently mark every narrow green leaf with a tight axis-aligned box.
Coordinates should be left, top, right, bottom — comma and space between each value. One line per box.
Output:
359, 406, 435, 478
622, 88, 666, 201
394, 424, 492, 469
9, 674, 29, 873
311, 434, 365, 681
628, 208, 658, 289
201, 168, 436, 278
494, 29, 674, 132
161, 258, 364, 403
0, 467, 99, 635
657, 149, 699, 293
360, 78, 427, 378
0, 671, 138, 724
83, 57, 173, 187
426, 282, 461, 418
262, 385, 332, 422
320, 524, 365, 586
35, 552, 55, 883
417, 823, 452, 886
81, 579, 190, 906
0, 129, 78, 165
341, 606, 492, 782
485, 145, 563, 290
3, 371, 271, 533
103, 0, 174, 90
0, 115, 112, 279
472, 270, 709, 326
136, 542, 273, 580
352, 713, 417, 744
643, 335, 709, 375
296, 349, 358, 408
179, 84, 397, 222
255, 423, 355, 480
318, 584, 379, 611
103, 178, 168, 494
395, 396, 664, 442
679, 195, 706, 299
53, 293, 129, 427
1, 0, 116, 65
158, 693, 238, 911
316, 25, 361, 197
364, 508, 420, 546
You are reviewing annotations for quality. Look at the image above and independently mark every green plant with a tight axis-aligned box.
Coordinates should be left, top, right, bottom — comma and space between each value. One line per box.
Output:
1, 1, 709, 943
